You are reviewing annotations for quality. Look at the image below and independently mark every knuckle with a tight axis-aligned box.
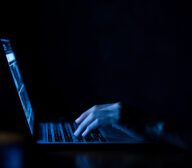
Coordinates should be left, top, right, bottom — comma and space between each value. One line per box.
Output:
93, 105, 97, 110
91, 111, 96, 118
85, 109, 91, 115
81, 113, 86, 117
82, 111, 88, 117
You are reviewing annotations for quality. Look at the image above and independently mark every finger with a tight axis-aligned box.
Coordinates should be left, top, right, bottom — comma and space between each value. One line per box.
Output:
75, 109, 92, 124
74, 113, 95, 137
75, 113, 88, 125
82, 119, 99, 137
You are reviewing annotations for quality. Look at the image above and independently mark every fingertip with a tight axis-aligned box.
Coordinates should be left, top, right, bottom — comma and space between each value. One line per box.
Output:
74, 133, 78, 137
75, 118, 80, 124
74, 130, 79, 137
82, 131, 87, 137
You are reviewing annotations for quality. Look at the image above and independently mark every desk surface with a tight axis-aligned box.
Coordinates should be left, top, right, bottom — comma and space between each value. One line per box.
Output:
1, 144, 190, 168
0, 132, 191, 168
25, 146, 191, 168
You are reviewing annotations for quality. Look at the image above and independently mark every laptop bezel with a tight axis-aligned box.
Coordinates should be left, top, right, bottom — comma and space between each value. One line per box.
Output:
0, 38, 36, 141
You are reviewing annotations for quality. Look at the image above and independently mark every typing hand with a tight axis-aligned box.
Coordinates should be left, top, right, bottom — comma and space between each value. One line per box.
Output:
74, 102, 121, 137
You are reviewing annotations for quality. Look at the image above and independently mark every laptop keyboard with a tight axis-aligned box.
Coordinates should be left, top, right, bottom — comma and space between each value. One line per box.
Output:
42, 122, 106, 143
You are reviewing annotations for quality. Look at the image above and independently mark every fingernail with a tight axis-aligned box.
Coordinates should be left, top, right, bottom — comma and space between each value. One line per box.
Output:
74, 131, 78, 137
75, 118, 80, 123
82, 131, 87, 137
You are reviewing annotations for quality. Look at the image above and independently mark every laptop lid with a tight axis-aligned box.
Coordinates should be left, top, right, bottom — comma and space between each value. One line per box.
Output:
0, 38, 35, 135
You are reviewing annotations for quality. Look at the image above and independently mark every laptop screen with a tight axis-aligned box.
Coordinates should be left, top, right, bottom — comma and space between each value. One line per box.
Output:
1, 39, 34, 135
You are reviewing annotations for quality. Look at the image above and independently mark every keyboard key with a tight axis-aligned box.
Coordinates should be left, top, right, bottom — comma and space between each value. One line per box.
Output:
44, 122, 106, 143
47, 124, 52, 142
58, 123, 65, 142
62, 123, 71, 142
93, 130, 106, 142
53, 124, 63, 142
85, 134, 95, 142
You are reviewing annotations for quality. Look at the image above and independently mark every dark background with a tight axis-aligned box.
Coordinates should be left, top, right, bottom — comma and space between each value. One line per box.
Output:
0, 0, 191, 134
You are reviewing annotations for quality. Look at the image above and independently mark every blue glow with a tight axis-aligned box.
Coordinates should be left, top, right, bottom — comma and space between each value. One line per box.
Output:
6, 52, 16, 63
4, 147, 23, 168
1, 39, 34, 135
145, 122, 165, 137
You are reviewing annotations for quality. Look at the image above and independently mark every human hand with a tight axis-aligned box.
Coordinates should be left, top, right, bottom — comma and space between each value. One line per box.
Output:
74, 102, 121, 137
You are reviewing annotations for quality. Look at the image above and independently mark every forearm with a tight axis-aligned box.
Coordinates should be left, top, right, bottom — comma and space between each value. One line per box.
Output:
119, 101, 165, 134
119, 102, 190, 149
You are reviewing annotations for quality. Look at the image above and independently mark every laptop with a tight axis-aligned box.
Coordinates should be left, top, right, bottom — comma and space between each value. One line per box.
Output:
0, 38, 146, 147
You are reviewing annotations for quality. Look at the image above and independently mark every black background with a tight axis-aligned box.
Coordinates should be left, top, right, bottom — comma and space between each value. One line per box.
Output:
0, 0, 191, 133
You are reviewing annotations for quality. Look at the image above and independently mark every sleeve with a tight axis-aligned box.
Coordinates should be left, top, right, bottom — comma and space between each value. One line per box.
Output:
119, 101, 175, 135
119, 100, 192, 150
119, 101, 154, 134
